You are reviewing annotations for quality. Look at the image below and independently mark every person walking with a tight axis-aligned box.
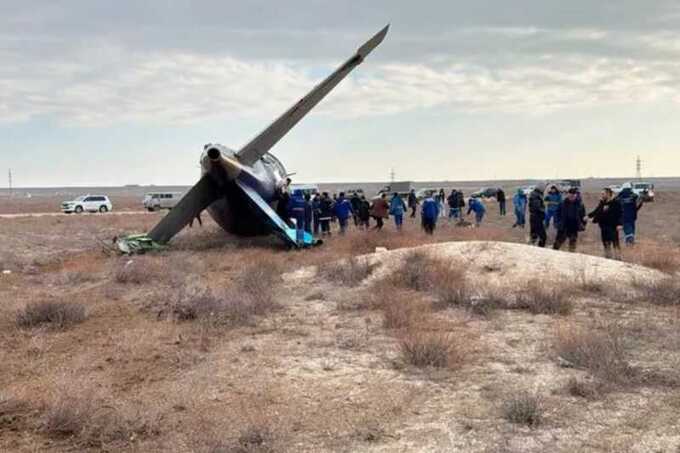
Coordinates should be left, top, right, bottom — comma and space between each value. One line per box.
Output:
288, 189, 307, 246
588, 187, 623, 259
447, 189, 459, 220
437, 189, 447, 218
318, 192, 334, 236
457, 190, 466, 219
467, 197, 486, 227
529, 184, 547, 247
350, 192, 362, 226
496, 188, 506, 216
407, 189, 418, 218
421, 194, 439, 234
544, 185, 562, 230
370, 193, 390, 231
358, 195, 371, 229
512, 188, 527, 228
553, 188, 586, 252
303, 193, 313, 234
389, 192, 407, 231
617, 182, 643, 245
333, 192, 353, 235
312, 193, 321, 236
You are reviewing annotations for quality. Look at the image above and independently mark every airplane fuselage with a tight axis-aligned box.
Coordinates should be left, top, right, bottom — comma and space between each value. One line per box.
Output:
200, 144, 288, 236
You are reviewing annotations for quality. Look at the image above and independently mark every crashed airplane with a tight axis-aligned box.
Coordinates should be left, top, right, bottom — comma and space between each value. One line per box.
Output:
135, 25, 389, 250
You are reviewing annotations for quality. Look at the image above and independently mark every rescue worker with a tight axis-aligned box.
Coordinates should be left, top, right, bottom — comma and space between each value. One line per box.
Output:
512, 188, 527, 228
467, 197, 486, 227
370, 193, 390, 231
318, 192, 334, 236
276, 181, 293, 227
588, 187, 623, 259
312, 193, 321, 236
496, 188, 506, 216
407, 189, 418, 218
358, 195, 371, 229
553, 188, 586, 252
529, 184, 547, 247
617, 182, 643, 245
333, 192, 353, 235
457, 190, 466, 218
421, 194, 439, 234
288, 189, 307, 245
389, 192, 407, 231
350, 192, 362, 226
544, 185, 562, 230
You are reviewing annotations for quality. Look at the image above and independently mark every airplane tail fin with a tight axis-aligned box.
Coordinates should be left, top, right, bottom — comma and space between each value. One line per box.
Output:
236, 25, 389, 166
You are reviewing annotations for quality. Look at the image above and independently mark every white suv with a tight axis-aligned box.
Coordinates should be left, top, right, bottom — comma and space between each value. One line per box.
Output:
62, 195, 113, 213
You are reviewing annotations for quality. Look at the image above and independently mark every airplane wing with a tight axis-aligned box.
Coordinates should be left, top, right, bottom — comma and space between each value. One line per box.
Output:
235, 179, 316, 247
148, 174, 221, 244
236, 24, 389, 166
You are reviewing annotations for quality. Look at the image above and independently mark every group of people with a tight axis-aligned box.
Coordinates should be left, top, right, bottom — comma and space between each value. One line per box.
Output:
519, 182, 643, 259
280, 181, 645, 259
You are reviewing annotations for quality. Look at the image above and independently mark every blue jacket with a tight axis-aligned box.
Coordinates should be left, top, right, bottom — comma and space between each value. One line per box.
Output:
618, 188, 639, 223
544, 192, 562, 211
288, 191, 307, 221
467, 198, 486, 215
389, 196, 406, 216
333, 197, 353, 220
421, 197, 439, 220
513, 192, 527, 212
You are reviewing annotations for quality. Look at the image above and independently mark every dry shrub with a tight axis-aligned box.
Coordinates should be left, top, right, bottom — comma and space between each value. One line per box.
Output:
565, 377, 602, 399
113, 256, 169, 284
319, 256, 377, 285
554, 322, 636, 384
16, 301, 86, 329
634, 278, 680, 306
397, 251, 439, 291
399, 331, 465, 369
626, 243, 680, 274
382, 292, 429, 329
0, 396, 31, 430
515, 281, 574, 315
41, 389, 158, 447
501, 391, 543, 427
207, 425, 277, 453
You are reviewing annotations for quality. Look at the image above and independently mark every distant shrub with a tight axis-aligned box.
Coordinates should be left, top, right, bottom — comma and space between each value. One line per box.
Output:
565, 377, 602, 400
515, 281, 574, 316
208, 425, 277, 453
16, 301, 86, 329
399, 331, 465, 369
382, 292, 428, 329
501, 391, 543, 427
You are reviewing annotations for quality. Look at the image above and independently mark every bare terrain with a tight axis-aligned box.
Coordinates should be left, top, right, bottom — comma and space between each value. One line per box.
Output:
1, 190, 679, 452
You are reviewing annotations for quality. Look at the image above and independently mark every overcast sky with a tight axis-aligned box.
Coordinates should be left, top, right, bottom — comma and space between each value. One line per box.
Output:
2, 0, 680, 186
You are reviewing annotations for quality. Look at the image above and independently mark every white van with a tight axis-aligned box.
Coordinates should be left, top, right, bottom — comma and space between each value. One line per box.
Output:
143, 192, 183, 211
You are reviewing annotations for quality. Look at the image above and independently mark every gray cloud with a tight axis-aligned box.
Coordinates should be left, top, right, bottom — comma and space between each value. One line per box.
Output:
2, 1, 680, 125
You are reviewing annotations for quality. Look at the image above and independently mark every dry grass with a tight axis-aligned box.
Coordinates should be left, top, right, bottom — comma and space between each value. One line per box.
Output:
501, 391, 544, 427
399, 331, 466, 369
382, 292, 430, 329
16, 301, 86, 329
625, 242, 680, 274
515, 280, 574, 315
565, 377, 603, 400
319, 256, 377, 285
554, 322, 636, 385
40, 389, 157, 448
634, 277, 680, 306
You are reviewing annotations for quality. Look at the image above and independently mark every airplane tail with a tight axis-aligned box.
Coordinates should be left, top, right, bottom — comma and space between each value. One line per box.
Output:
236, 25, 389, 166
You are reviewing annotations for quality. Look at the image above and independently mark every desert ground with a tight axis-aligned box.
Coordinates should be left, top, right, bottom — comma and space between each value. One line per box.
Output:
1, 189, 679, 452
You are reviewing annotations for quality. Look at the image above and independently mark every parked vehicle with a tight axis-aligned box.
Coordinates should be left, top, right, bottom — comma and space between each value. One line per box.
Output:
414, 188, 438, 201
62, 195, 113, 213
554, 179, 582, 192
521, 185, 536, 196
470, 187, 500, 199
143, 192, 183, 211
632, 182, 655, 201
288, 184, 319, 198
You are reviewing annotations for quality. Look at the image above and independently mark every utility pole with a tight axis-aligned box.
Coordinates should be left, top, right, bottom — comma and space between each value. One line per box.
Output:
635, 156, 642, 180
390, 168, 395, 183
8, 169, 12, 198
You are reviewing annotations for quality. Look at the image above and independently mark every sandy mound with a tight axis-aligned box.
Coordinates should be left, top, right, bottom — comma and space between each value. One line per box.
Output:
292, 241, 664, 288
